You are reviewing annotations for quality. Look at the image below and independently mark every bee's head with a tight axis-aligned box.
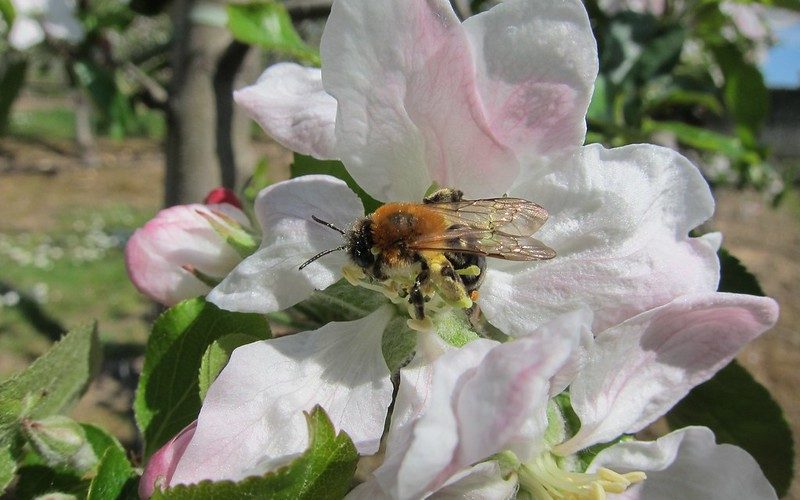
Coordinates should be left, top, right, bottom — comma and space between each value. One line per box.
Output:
346, 218, 375, 269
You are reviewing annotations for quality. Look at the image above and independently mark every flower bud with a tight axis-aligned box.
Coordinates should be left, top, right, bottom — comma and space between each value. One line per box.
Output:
125, 202, 256, 306
139, 421, 197, 498
21, 416, 97, 474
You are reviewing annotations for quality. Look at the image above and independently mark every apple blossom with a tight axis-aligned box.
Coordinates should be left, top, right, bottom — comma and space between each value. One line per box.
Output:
125, 191, 256, 306
354, 294, 778, 499
7, 0, 84, 50
211, 0, 719, 339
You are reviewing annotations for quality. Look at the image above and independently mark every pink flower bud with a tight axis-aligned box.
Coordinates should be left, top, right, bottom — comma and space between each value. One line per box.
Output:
139, 421, 197, 498
125, 203, 252, 306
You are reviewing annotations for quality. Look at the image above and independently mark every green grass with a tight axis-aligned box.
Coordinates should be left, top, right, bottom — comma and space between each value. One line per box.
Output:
8, 104, 166, 142
0, 204, 154, 378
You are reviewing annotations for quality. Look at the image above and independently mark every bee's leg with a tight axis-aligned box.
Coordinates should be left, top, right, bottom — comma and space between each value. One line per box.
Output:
409, 259, 430, 320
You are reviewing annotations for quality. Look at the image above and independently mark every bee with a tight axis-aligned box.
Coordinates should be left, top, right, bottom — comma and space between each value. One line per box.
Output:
299, 188, 556, 320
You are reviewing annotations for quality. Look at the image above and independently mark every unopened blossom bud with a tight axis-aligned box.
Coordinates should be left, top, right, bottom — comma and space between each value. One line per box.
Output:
21, 416, 97, 474
125, 198, 257, 306
139, 421, 197, 499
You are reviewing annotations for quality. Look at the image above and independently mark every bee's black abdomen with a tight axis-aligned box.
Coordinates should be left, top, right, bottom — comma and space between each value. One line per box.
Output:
446, 252, 486, 292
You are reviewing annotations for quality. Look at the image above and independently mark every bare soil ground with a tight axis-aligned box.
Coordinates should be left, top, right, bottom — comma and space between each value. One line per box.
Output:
1, 136, 798, 497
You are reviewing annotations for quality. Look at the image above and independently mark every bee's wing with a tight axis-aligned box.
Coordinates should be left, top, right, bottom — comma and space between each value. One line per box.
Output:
423, 198, 550, 236
410, 227, 556, 262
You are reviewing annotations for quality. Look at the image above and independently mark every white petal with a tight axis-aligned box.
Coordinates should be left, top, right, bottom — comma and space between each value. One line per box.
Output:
208, 175, 363, 313
321, 0, 519, 201
432, 461, 518, 500
374, 339, 499, 499
377, 313, 582, 498
462, 0, 597, 163
171, 306, 394, 484
588, 427, 776, 500
481, 143, 719, 336
234, 63, 338, 160
557, 293, 778, 454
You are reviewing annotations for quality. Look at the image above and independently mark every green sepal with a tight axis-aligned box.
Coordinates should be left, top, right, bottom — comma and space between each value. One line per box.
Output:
21, 416, 97, 474
197, 209, 260, 258
153, 406, 358, 499
432, 309, 479, 348
0, 445, 15, 494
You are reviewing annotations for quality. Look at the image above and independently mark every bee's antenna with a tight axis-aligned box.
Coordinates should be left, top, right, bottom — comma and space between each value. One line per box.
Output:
311, 215, 345, 235
299, 245, 347, 270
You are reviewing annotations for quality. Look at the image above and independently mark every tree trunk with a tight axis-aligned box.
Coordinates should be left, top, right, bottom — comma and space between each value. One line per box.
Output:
164, 0, 255, 206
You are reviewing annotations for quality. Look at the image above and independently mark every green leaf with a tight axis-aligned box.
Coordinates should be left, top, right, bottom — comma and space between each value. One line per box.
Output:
82, 424, 137, 499
291, 154, 382, 214
226, 2, 320, 65
666, 361, 793, 497
14, 465, 87, 498
198, 334, 263, 401
154, 406, 358, 499
718, 248, 765, 296
0, 0, 14, 25
712, 44, 769, 141
0, 445, 15, 494
134, 298, 270, 458
0, 324, 100, 450
643, 120, 748, 160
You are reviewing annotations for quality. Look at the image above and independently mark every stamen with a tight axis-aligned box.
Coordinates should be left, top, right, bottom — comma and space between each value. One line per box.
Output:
518, 452, 646, 500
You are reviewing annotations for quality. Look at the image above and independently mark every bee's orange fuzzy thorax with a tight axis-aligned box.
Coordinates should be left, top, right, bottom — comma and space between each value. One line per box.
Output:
370, 203, 448, 266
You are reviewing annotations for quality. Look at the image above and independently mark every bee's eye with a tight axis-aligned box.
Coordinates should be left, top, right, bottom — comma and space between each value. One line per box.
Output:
351, 243, 375, 268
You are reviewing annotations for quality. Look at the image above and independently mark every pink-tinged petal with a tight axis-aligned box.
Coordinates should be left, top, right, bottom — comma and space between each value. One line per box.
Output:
321, 0, 518, 201
234, 63, 338, 160
374, 339, 499, 499
139, 421, 197, 498
125, 203, 249, 306
481, 143, 719, 336
432, 461, 518, 499
557, 293, 779, 455
207, 175, 363, 313
588, 427, 776, 500
462, 0, 597, 162
377, 313, 582, 498
171, 306, 394, 485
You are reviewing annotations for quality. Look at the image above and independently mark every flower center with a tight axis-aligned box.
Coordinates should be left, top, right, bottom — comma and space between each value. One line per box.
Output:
341, 263, 470, 331
518, 452, 646, 500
